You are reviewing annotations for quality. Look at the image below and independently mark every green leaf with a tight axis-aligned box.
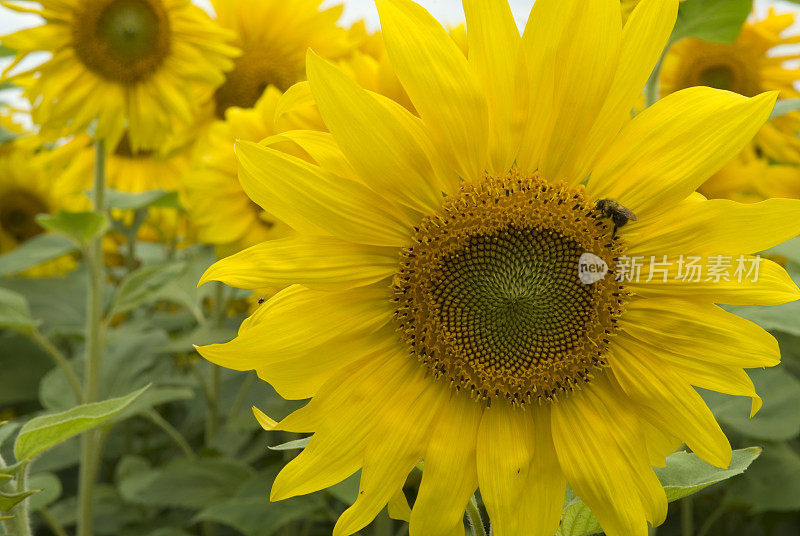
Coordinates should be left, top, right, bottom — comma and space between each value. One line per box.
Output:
103, 189, 180, 211
702, 366, 800, 441
724, 301, 800, 338
268, 437, 310, 451
108, 262, 187, 317
118, 458, 253, 510
0, 332, 54, 406
654, 447, 762, 501
770, 99, 800, 121
0, 45, 14, 57
557, 448, 761, 536
670, 0, 752, 44
194, 497, 325, 536
0, 287, 37, 330
13, 385, 149, 461
27, 472, 61, 511
0, 421, 20, 449
0, 489, 38, 513
36, 211, 109, 246
0, 234, 78, 276
726, 442, 800, 512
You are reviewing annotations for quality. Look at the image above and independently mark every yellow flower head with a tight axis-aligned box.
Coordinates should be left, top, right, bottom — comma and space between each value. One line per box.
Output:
197, 1, 800, 535
209, 0, 357, 119
661, 7, 800, 164
1, 0, 239, 152
0, 138, 86, 276
702, 146, 800, 203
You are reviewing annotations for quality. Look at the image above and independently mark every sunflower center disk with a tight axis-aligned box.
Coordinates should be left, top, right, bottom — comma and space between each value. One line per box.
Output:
393, 174, 626, 406
0, 190, 49, 243
213, 51, 299, 118
74, 0, 170, 83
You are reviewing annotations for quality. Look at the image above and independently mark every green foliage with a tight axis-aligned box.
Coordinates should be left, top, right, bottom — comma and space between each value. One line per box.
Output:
104, 189, 181, 211
670, 0, 752, 44
557, 448, 762, 536
108, 262, 187, 317
0, 234, 77, 276
0, 287, 36, 330
13, 385, 149, 461
36, 211, 109, 246
770, 99, 800, 121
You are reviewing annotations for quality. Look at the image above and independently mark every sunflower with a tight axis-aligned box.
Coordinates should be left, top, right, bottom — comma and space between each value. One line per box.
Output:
701, 146, 800, 203
0, 139, 86, 276
197, 1, 800, 535
661, 7, 800, 164
62, 134, 193, 245
181, 87, 313, 254
0, 0, 238, 152
209, 0, 357, 119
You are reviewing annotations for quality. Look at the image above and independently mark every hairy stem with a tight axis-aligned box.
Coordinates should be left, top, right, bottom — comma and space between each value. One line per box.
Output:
465, 496, 487, 536
77, 140, 107, 536
29, 329, 82, 403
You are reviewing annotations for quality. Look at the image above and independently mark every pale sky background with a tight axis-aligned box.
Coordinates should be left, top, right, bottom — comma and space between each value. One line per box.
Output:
0, 0, 796, 112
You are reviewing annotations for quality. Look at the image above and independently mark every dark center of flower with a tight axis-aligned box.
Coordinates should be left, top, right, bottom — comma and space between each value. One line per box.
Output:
393, 173, 626, 406
0, 190, 49, 243
677, 51, 760, 97
73, 0, 170, 83
700, 65, 736, 92
213, 50, 301, 118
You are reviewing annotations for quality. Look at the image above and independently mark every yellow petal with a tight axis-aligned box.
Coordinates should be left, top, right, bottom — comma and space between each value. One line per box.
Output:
587, 89, 777, 218
235, 140, 412, 247
410, 392, 482, 536
388, 489, 412, 522
196, 286, 393, 399
199, 236, 397, 291
622, 299, 780, 369
518, 0, 622, 181
333, 364, 443, 536
575, 0, 679, 180
552, 376, 666, 536
609, 334, 732, 468
307, 51, 444, 214
626, 198, 800, 256
626, 256, 800, 305
261, 130, 361, 183
476, 404, 567, 536
463, 0, 522, 173
376, 0, 488, 181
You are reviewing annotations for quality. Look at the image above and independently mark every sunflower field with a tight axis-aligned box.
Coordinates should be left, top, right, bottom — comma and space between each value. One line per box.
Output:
3, 0, 800, 535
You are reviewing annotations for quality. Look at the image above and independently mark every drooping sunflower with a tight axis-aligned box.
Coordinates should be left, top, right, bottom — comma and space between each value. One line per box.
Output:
0, 139, 86, 276
661, 7, 800, 164
701, 146, 800, 203
209, 0, 357, 119
197, 1, 800, 535
0, 0, 239, 152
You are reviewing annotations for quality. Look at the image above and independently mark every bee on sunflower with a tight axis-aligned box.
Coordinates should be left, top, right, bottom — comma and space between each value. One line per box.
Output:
1, 0, 239, 152
195, 0, 800, 535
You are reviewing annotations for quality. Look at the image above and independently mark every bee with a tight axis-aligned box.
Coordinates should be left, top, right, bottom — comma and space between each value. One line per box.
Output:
258, 298, 266, 304
595, 199, 638, 238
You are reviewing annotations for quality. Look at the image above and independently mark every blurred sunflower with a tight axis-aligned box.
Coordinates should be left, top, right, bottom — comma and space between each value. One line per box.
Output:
0, 139, 85, 276
661, 8, 800, 164
181, 87, 300, 254
701, 146, 800, 203
209, 0, 356, 118
197, 1, 800, 536
63, 134, 193, 245
1, 0, 239, 152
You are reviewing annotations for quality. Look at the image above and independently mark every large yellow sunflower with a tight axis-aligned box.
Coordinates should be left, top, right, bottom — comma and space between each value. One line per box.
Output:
197, 1, 800, 535
661, 7, 800, 164
209, 0, 357, 119
0, 139, 86, 276
0, 0, 239, 152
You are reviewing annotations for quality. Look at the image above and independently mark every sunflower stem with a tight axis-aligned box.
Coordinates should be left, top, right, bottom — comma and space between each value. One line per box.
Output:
2, 461, 31, 536
38, 506, 71, 536
644, 45, 670, 108
204, 283, 225, 446
697, 502, 727, 536
681, 495, 694, 536
465, 496, 487, 536
145, 409, 196, 459
77, 139, 108, 536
